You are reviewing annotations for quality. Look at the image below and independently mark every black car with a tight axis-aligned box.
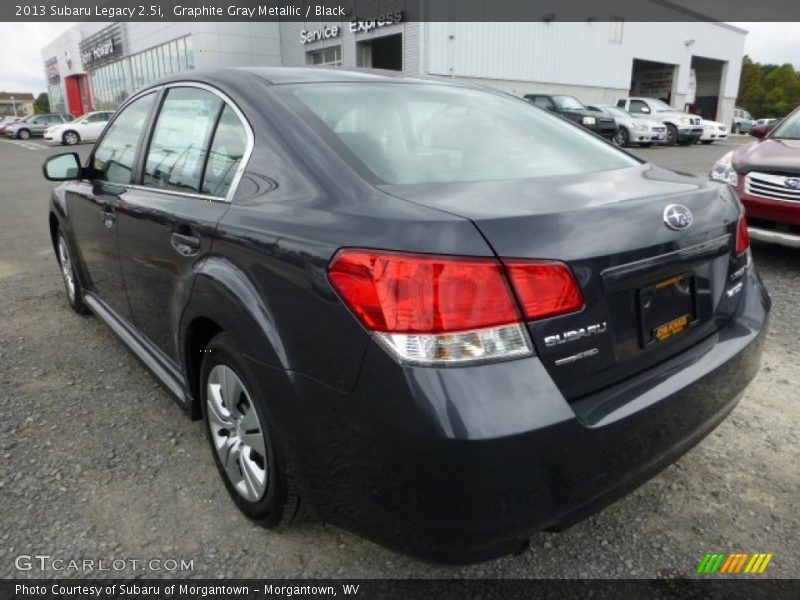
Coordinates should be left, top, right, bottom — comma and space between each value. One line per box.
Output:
524, 93, 617, 140
44, 68, 769, 563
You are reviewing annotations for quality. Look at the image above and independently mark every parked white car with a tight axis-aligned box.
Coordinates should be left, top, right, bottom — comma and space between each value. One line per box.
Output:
699, 120, 728, 145
44, 111, 114, 145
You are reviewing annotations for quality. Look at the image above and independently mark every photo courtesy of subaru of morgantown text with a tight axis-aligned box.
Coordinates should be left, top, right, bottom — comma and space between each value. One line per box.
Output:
43, 68, 769, 562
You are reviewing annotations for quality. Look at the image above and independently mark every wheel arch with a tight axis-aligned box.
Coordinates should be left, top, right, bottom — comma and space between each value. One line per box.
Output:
180, 256, 291, 419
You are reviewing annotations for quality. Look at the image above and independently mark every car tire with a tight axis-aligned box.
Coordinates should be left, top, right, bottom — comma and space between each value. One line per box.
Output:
17, 129, 31, 140
665, 124, 678, 146
701, 140, 714, 145
614, 128, 629, 147
56, 231, 90, 315
62, 131, 80, 145
201, 332, 302, 529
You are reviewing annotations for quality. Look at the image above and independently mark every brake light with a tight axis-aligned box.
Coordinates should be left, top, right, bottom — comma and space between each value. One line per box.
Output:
503, 260, 585, 320
328, 249, 583, 365
735, 214, 750, 255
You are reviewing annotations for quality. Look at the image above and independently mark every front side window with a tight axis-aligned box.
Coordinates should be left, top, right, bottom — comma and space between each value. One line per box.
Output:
143, 87, 223, 193
284, 83, 638, 185
629, 100, 650, 114
529, 96, 554, 110
92, 92, 156, 184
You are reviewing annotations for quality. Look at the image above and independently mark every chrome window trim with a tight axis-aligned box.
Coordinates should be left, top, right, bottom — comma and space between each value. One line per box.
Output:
90, 80, 254, 205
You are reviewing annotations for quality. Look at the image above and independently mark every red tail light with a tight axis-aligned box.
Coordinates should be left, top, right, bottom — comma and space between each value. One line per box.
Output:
735, 214, 750, 255
503, 260, 585, 320
327, 250, 520, 333
328, 249, 584, 365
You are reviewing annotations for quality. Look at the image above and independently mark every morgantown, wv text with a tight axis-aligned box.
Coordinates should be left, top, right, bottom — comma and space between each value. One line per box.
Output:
15, 583, 361, 597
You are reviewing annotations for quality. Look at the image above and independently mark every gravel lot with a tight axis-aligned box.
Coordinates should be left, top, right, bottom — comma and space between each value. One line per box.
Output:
0, 135, 797, 579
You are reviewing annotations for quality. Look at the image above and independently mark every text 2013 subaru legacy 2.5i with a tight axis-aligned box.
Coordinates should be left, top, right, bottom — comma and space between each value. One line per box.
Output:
44, 68, 770, 563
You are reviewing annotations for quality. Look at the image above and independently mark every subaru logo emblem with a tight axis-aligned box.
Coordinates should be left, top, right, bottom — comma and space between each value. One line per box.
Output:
785, 178, 800, 190
663, 204, 693, 231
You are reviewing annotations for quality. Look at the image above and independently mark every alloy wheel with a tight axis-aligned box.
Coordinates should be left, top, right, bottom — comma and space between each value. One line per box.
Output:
18, 129, 30, 140
58, 235, 76, 304
64, 131, 79, 145
206, 364, 268, 502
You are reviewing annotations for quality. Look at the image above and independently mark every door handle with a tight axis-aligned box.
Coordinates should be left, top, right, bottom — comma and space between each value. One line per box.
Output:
170, 232, 201, 257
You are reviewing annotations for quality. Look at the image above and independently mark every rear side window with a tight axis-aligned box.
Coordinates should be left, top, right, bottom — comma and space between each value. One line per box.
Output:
201, 106, 248, 197
93, 93, 156, 184
529, 96, 554, 110
285, 83, 638, 185
144, 87, 223, 193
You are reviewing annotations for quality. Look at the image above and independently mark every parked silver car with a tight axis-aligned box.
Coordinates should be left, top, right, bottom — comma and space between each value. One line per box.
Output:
588, 105, 667, 147
732, 107, 755, 134
4, 113, 73, 140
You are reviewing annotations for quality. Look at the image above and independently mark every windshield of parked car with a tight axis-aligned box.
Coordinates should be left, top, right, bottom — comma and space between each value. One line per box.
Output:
552, 95, 585, 110
284, 83, 638, 185
770, 111, 800, 139
648, 99, 680, 112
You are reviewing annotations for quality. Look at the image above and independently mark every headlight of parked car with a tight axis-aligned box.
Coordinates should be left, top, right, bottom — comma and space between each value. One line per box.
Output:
710, 151, 738, 187
581, 116, 596, 125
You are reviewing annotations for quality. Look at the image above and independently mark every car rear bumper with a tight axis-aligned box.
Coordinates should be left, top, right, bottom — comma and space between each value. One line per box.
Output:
261, 268, 769, 563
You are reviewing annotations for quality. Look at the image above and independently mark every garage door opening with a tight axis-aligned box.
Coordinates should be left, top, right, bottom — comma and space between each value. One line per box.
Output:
630, 59, 678, 104
688, 56, 725, 121
357, 34, 402, 71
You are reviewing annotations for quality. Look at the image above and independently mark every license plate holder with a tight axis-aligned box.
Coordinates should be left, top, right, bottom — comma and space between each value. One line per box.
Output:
638, 274, 698, 347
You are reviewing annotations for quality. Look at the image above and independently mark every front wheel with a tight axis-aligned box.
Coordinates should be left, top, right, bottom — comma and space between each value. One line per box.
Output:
57, 231, 90, 315
17, 129, 31, 140
201, 332, 302, 528
613, 128, 629, 147
665, 124, 678, 146
63, 130, 80, 145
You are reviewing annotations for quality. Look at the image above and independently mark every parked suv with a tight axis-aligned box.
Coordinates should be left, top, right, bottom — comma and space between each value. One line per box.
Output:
732, 107, 755, 134
616, 97, 703, 146
713, 105, 800, 248
44, 69, 768, 563
525, 94, 617, 140
5, 113, 73, 139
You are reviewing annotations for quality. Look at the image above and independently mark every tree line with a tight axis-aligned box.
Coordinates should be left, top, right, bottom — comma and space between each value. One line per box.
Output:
737, 55, 800, 119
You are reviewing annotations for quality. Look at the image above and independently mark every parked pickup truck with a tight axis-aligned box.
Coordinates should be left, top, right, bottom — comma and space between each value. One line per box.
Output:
616, 97, 703, 146
525, 94, 617, 140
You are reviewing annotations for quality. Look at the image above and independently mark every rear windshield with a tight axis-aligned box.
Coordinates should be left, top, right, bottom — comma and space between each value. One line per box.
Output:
282, 82, 638, 185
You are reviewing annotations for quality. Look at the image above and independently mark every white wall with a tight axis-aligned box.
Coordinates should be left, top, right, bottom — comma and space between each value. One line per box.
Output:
424, 21, 745, 99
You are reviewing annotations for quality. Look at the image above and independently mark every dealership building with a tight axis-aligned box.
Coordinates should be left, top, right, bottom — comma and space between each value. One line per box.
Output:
41, 15, 746, 126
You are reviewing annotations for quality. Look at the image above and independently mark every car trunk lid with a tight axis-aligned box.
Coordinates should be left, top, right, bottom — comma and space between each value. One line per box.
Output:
381, 164, 744, 399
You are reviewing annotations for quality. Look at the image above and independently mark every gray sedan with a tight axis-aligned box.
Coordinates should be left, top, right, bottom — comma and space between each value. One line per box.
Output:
588, 105, 668, 147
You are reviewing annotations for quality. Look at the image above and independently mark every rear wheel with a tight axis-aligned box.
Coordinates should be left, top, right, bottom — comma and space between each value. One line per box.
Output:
665, 124, 678, 146
17, 129, 31, 140
56, 231, 90, 315
201, 332, 302, 528
62, 130, 80, 145
613, 128, 629, 147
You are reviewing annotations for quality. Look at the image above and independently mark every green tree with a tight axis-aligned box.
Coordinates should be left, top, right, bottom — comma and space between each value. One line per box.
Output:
736, 56, 800, 118
34, 92, 50, 114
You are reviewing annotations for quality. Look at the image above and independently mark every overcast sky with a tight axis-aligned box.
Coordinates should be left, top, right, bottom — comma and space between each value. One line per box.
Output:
1, 22, 798, 96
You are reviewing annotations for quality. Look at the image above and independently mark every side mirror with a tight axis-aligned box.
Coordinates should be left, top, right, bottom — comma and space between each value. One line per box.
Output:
43, 153, 82, 181
749, 128, 767, 139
